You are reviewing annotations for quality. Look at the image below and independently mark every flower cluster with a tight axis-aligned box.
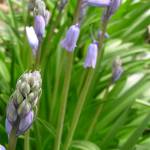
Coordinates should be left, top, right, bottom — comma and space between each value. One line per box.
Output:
61, 0, 121, 69
6, 71, 42, 136
26, 0, 51, 56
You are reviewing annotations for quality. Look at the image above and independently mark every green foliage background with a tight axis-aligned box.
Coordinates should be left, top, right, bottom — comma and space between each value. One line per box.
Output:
0, 0, 150, 149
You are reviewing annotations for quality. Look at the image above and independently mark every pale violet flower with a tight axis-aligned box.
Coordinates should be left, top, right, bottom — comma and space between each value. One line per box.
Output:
34, 15, 46, 39
84, 41, 98, 69
87, 0, 111, 7
18, 111, 34, 135
61, 24, 80, 52
26, 26, 39, 55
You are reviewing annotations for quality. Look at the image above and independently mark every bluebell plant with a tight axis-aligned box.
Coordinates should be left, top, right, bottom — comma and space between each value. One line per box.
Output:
5, 0, 123, 150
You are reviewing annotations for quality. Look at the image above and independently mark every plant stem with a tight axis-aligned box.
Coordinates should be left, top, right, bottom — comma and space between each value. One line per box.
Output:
8, 127, 17, 150
63, 69, 94, 150
63, 15, 109, 150
53, 52, 73, 150
85, 82, 111, 139
24, 131, 30, 150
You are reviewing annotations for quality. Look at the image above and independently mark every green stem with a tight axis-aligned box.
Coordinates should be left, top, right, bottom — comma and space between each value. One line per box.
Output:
63, 69, 94, 150
63, 16, 109, 150
24, 131, 30, 150
8, 127, 17, 150
53, 52, 73, 150
85, 82, 111, 139
7, 0, 18, 29
50, 51, 64, 122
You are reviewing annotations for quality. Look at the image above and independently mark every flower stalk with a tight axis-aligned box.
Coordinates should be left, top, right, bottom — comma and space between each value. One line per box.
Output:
53, 0, 83, 149
53, 52, 73, 150
8, 126, 17, 150
63, 10, 109, 150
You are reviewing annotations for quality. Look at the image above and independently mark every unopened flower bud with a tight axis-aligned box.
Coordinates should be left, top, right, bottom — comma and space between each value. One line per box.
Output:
7, 101, 17, 122
26, 26, 39, 56
5, 118, 12, 135
19, 82, 30, 96
84, 41, 98, 69
6, 71, 42, 136
34, 15, 46, 39
35, 0, 46, 16
61, 24, 80, 52
13, 90, 24, 106
17, 101, 31, 117
18, 111, 34, 135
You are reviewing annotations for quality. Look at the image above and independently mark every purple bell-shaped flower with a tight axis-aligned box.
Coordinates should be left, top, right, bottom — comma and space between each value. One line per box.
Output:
34, 15, 46, 39
84, 41, 98, 69
61, 24, 80, 52
26, 26, 39, 55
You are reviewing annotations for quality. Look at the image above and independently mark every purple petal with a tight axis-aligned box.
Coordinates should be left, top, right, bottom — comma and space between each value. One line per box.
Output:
84, 42, 98, 69
26, 26, 39, 55
34, 15, 46, 39
18, 111, 34, 134
5, 118, 12, 135
61, 24, 80, 52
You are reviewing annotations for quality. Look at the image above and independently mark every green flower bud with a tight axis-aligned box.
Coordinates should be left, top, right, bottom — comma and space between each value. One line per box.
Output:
20, 82, 30, 96
16, 79, 22, 90
17, 101, 31, 117
13, 90, 24, 105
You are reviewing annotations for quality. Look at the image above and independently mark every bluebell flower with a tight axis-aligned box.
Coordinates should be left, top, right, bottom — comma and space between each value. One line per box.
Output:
18, 111, 34, 135
26, 26, 39, 55
84, 41, 98, 69
34, 15, 46, 39
87, 0, 111, 7
61, 24, 80, 52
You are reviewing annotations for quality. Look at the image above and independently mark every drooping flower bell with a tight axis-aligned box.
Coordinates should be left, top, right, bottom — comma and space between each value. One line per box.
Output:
26, 26, 39, 55
84, 41, 98, 69
87, 0, 111, 7
61, 24, 80, 52
112, 57, 123, 82
6, 71, 42, 136
34, 15, 46, 39
0, 145, 5, 150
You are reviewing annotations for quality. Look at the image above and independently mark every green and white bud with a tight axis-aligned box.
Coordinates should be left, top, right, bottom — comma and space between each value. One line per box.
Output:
5, 71, 42, 136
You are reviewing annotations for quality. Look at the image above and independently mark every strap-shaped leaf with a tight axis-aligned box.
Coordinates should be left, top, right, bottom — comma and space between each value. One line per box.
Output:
71, 140, 101, 150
